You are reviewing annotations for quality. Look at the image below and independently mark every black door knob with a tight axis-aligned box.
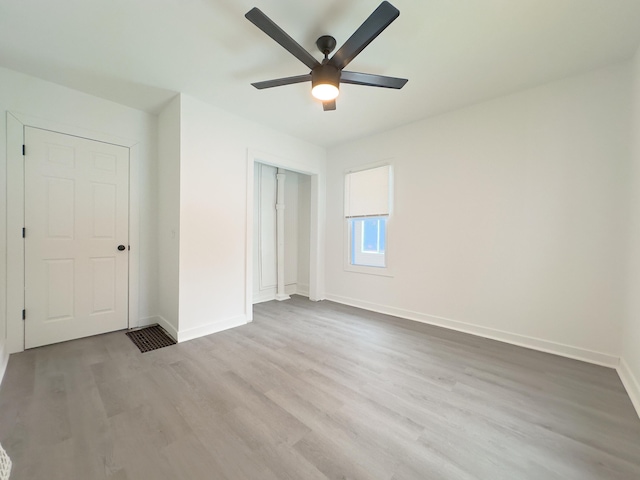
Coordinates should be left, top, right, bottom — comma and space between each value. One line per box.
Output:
117, 245, 126, 251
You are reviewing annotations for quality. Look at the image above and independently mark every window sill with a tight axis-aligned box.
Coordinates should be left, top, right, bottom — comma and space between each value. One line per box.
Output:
343, 264, 394, 278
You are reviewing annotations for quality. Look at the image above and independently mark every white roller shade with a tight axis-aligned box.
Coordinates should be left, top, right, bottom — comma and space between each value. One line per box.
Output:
344, 165, 391, 218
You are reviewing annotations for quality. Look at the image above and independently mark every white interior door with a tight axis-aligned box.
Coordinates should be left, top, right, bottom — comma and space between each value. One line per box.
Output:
24, 127, 130, 349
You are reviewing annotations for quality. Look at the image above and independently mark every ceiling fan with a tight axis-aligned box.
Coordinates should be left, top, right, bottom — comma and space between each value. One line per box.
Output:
245, 1, 408, 111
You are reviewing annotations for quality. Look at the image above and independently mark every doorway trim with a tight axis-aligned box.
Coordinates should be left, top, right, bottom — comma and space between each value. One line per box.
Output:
6, 111, 141, 353
245, 149, 325, 321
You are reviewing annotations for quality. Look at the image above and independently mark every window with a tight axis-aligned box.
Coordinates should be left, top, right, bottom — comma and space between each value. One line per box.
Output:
344, 165, 392, 270
350, 216, 387, 267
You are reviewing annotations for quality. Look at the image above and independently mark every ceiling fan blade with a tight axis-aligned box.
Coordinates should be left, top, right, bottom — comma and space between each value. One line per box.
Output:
246, 8, 320, 70
251, 74, 312, 89
328, 1, 399, 71
341, 71, 407, 89
323, 100, 336, 111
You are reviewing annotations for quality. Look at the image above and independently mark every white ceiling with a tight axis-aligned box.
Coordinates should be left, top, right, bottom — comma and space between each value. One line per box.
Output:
1, 0, 640, 147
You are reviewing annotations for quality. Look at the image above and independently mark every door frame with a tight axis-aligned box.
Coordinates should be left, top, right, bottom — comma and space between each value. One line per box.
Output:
6, 112, 141, 353
245, 149, 326, 321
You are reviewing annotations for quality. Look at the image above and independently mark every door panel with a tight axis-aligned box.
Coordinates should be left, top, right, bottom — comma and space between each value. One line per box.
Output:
46, 177, 75, 238
91, 183, 117, 238
24, 127, 130, 349
90, 257, 116, 314
45, 259, 74, 321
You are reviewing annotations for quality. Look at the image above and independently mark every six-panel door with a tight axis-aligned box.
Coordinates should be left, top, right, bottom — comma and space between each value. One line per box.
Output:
24, 127, 129, 349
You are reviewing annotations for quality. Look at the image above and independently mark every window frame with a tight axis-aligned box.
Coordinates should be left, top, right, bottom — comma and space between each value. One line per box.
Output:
343, 163, 394, 277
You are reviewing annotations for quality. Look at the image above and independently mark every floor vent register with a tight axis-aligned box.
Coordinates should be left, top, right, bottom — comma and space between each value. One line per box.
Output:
126, 325, 176, 353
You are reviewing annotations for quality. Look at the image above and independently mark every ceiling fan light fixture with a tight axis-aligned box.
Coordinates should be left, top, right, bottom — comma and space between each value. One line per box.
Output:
311, 65, 340, 101
312, 83, 339, 101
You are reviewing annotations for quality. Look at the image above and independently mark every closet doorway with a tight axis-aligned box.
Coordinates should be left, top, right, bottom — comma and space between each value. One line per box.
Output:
252, 163, 311, 304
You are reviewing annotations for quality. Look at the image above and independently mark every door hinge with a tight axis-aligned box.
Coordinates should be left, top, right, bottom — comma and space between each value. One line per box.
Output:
22, 309, 26, 320
22, 227, 25, 238
22, 144, 25, 156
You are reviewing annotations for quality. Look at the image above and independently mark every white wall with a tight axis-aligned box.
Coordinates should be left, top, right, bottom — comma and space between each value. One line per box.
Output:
622, 46, 640, 415
176, 94, 325, 341
156, 95, 181, 338
0, 66, 158, 368
326, 63, 631, 366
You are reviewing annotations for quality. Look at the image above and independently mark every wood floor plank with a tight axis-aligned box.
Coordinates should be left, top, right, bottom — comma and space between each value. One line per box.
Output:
1, 295, 640, 479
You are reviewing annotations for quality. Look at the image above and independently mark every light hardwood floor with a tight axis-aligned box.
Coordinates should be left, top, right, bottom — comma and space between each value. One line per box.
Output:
1, 296, 639, 479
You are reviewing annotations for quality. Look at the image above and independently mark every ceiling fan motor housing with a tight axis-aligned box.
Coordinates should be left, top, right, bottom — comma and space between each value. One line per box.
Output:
312, 64, 340, 89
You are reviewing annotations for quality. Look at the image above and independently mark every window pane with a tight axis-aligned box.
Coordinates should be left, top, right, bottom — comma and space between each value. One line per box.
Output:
350, 217, 386, 268
362, 219, 379, 252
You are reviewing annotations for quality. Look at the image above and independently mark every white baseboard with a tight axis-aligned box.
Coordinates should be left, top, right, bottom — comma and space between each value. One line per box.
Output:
254, 285, 277, 304
0, 341, 9, 388
177, 315, 247, 343
137, 316, 161, 328
296, 283, 310, 297
253, 291, 275, 304
137, 315, 247, 344
618, 358, 640, 419
325, 293, 620, 368
146, 315, 178, 342
254, 284, 301, 304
